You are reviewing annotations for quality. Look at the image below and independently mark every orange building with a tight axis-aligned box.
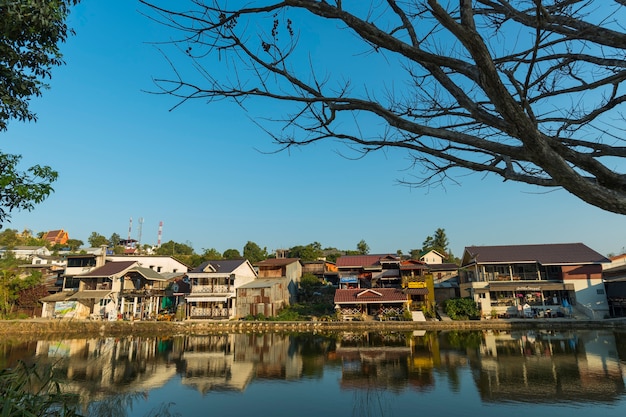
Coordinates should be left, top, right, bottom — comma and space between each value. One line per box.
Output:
42, 229, 69, 245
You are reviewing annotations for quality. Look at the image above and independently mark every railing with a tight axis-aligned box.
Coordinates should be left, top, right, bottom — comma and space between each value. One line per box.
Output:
189, 307, 232, 318
191, 284, 230, 294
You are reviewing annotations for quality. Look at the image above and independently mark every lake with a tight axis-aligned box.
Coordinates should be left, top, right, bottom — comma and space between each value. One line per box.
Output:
2, 329, 626, 417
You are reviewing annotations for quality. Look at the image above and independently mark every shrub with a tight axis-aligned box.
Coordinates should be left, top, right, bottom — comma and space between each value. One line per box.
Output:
442, 297, 480, 320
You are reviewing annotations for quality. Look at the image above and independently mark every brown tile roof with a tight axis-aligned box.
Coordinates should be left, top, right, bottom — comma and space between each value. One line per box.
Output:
336, 254, 397, 268
334, 288, 407, 304
79, 261, 138, 278
254, 258, 301, 267
463, 243, 609, 265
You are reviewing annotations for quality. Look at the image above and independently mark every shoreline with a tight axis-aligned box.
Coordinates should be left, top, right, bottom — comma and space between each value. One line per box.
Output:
1, 317, 626, 338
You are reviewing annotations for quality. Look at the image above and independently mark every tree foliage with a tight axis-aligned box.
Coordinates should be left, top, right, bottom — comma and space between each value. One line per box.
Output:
155, 240, 194, 256
222, 248, 242, 259
243, 241, 268, 263
0, 255, 45, 318
422, 228, 449, 254
443, 297, 480, 320
0, 1, 79, 226
141, 0, 626, 214
87, 232, 108, 248
0, 154, 57, 227
289, 242, 323, 261
356, 239, 370, 255
0, 0, 79, 130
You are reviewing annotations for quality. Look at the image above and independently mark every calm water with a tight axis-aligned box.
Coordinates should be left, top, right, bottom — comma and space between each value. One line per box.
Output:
2, 329, 626, 417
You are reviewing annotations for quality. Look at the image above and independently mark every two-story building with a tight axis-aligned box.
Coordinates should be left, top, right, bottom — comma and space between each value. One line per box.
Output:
185, 259, 257, 319
459, 243, 610, 319
334, 255, 435, 320
253, 258, 302, 303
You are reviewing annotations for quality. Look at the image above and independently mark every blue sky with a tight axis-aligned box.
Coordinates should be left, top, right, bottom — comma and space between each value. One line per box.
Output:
1, 1, 625, 258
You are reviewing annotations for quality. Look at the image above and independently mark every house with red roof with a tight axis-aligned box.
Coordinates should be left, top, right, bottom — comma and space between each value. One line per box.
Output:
334, 288, 408, 321
459, 243, 611, 319
334, 254, 435, 320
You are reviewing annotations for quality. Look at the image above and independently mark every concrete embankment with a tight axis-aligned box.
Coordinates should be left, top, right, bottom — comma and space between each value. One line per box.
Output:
1, 318, 625, 338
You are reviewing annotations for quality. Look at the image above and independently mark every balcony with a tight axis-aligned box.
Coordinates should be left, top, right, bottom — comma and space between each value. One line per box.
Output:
189, 307, 232, 319
191, 284, 231, 294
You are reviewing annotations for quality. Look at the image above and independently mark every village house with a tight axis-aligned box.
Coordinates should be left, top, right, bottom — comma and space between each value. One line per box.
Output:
236, 277, 292, 318
603, 253, 626, 317
0, 245, 51, 260
253, 258, 302, 303
185, 259, 257, 319
459, 243, 611, 319
334, 255, 435, 320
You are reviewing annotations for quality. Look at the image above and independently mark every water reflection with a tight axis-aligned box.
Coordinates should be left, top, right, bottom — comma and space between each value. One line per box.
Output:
474, 330, 625, 403
2, 328, 626, 416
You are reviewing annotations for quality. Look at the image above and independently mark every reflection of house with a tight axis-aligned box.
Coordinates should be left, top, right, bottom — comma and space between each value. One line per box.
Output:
236, 277, 291, 318
180, 335, 254, 393
476, 330, 625, 403
459, 243, 610, 319
186, 259, 257, 319
253, 258, 302, 303
603, 253, 626, 317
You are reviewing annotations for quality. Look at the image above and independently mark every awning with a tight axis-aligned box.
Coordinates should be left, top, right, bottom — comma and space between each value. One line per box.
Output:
40, 292, 75, 302
185, 296, 228, 302
404, 288, 429, 295
68, 290, 112, 300
487, 282, 575, 292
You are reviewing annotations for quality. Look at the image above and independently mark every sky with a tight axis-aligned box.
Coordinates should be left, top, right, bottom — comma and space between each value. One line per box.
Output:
1, 1, 625, 258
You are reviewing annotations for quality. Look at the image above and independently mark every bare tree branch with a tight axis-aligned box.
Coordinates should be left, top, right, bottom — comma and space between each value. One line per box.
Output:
139, 0, 626, 214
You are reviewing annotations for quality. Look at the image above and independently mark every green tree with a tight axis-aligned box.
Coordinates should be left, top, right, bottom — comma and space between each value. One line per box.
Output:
0, 254, 45, 318
356, 240, 369, 255
243, 241, 268, 263
109, 233, 121, 247
0, 1, 80, 226
0, 228, 20, 248
155, 240, 194, 256
443, 297, 480, 321
0, 154, 57, 227
65, 238, 83, 252
222, 248, 241, 259
141, 0, 626, 214
87, 232, 108, 247
289, 242, 323, 261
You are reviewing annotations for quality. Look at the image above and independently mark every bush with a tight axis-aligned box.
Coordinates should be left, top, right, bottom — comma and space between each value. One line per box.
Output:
442, 297, 480, 320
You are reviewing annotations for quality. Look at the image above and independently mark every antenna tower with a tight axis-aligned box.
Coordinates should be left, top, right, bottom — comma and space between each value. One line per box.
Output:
137, 217, 144, 248
128, 217, 132, 241
157, 221, 163, 248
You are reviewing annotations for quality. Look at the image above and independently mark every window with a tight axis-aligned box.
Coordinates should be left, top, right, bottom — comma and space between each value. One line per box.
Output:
597, 289, 605, 295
